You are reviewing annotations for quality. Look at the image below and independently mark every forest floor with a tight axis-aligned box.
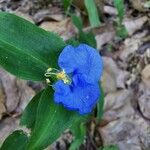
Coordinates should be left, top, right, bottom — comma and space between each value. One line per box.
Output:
0, 0, 150, 150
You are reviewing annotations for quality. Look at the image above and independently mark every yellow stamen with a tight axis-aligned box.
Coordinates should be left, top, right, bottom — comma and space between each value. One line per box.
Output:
56, 70, 70, 84
45, 68, 71, 84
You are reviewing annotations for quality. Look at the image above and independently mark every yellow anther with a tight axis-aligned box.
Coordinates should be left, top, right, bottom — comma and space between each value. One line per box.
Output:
56, 70, 70, 84
56, 71, 65, 79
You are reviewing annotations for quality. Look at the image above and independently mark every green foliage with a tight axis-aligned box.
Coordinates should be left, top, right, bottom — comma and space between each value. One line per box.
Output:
62, 0, 72, 11
0, 12, 66, 81
114, 0, 125, 23
116, 24, 128, 39
69, 123, 86, 150
0, 130, 28, 150
0, 12, 90, 150
97, 85, 104, 122
71, 15, 96, 48
84, 0, 101, 28
20, 90, 43, 130
78, 31, 96, 48
66, 38, 80, 47
101, 145, 119, 150
1, 87, 86, 150
0, 12, 103, 150
71, 15, 83, 31
69, 119, 88, 150
27, 87, 84, 150
113, 0, 128, 39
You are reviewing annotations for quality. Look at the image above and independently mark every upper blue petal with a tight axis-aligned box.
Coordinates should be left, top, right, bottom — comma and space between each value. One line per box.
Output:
58, 44, 103, 83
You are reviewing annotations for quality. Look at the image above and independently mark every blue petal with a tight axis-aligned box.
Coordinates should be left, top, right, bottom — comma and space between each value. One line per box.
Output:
58, 45, 77, 73
53, 75, 100, 114
58, 44, 103, 83
53, 80, 70, 96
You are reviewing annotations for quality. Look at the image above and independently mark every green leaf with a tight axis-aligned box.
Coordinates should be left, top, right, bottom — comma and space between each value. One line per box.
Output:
27, 87, 83, 150
102, 145, 119, 150
0, 12, 66, 81
20, 90, 43, 130
97, 84, 104, 121
84, 0, 101, 28
114, 0, 125, 23
113, 0, 128, 39
71, 15, 83, 31
70, 14, 96, 48
0, 130, 28, 150
116, 24, 128, 39
69, 122, 86, 150
63, 0, 72, 11
66, 38, 80, 47
79, 31, 97, 48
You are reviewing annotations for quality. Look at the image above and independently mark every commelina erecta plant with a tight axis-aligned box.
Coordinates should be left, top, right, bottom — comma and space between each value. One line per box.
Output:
0, 12, 104, 150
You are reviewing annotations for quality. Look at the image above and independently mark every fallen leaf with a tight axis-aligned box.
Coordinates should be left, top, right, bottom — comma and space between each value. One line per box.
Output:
101, 57, 129, 94
123, 16, 148, 35
40, 18, 76, 40
141, 64, 150, 89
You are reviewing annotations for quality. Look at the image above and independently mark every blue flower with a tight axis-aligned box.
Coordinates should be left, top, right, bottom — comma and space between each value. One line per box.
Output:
53, 44, 103, 114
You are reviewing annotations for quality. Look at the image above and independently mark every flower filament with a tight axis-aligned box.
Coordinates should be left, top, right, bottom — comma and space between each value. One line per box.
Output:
45, 68, 71, 84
